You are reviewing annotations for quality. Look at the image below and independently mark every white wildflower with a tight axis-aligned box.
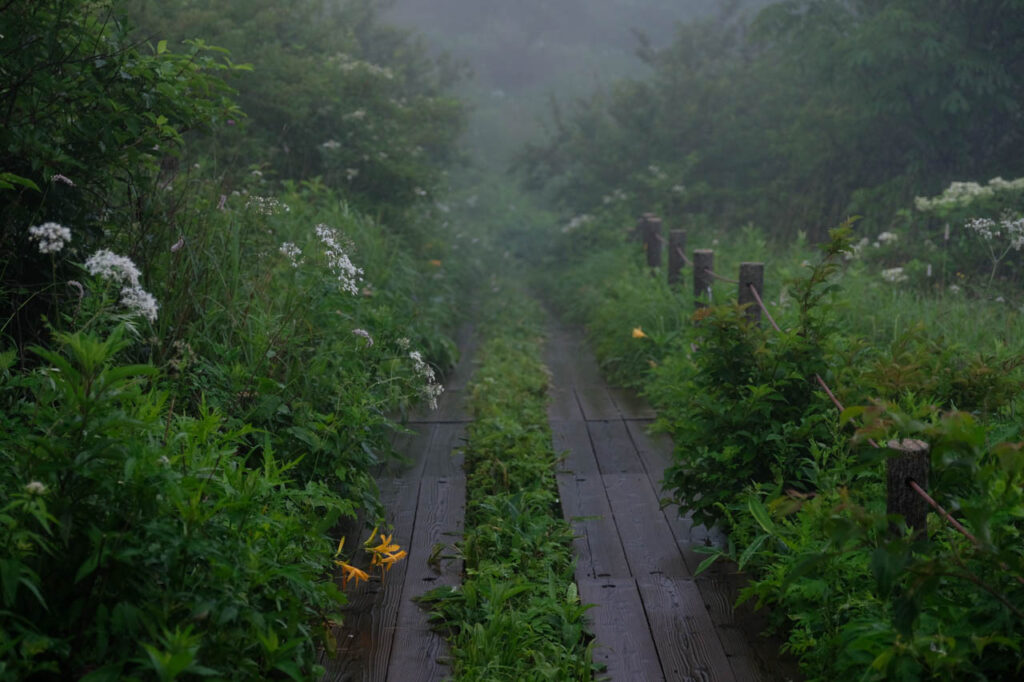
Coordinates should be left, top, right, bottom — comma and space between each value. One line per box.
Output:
119, 285, 159, 322
995, 296, 1006, 303
877, 232, 898, 244
315, 224, 362, 295
85, 249, 141, 286
28, 222, 72, 254
246, 195, 290, 216
51, 174, 74, 187
881, 267, 908, 283
321, 140, 342, 150
343, 109, 367, 121
948, 284, 961, 293
25, 481, 46, 495
409, 350, 443, 409
345, 168, 359, 181
352, 328, 374, 347
414, 187, 427, 197
562, 214, 593, 234
279, 242, 303, 267
397, 337, 410, 350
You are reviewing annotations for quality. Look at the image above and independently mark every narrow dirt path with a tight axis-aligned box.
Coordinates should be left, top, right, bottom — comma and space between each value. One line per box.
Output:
545, 320, 799, 682
320, 325, 476, 682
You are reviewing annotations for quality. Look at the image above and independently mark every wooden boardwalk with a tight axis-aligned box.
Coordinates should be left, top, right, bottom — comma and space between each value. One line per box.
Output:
322, 321, 797, 681
546, 322, 798, 682
320, 326, 476, 682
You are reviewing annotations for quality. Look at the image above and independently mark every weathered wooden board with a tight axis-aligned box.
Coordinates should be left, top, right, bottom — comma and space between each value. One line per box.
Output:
624, 419, 674, 482
587, 419, 645, 475
550, 419, 600, 475
608, 387, 656, 420
556, 473, 630, 580
578, 578, 665, 681
386, 474, 465, 682
547, 386, 585, 421
603, 473, 691, 579
636, 574, 735, 682
576, 385, 621, 421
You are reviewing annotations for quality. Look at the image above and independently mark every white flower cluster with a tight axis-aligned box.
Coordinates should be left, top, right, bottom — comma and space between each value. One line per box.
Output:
965, 215, 1024, 250
877, 231, 898, 245
84, 249, 159, 321
279, 242, 303, 267
352, 328, 374, 347
647, 164, 667, 180
320, 140, 342, 150
329, 53, 395, 80
561, 214, 593, 234
880, 267, 908, 284
28, 222, 72, 254
915, 177, 1024, 212
315, 224, 363, 295
246, 195, 290, 216
409, 350, 444, 410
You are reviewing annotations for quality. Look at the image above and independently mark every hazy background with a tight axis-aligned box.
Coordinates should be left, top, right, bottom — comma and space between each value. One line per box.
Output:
382, 0, 769, 168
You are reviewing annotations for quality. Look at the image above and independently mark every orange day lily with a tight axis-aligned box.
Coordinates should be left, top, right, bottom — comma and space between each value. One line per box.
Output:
632, 327, 647, 339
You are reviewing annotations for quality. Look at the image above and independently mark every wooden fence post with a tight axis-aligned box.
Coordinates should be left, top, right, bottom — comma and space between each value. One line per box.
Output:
643, 215, 663, 269
668, 229, 686, 286
886, 439, 930, 537
693, 249, 714, 308
738, 262, 764, 325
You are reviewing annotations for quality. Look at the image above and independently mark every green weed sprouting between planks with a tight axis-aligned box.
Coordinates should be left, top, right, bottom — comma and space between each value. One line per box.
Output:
417, 289, 597, 681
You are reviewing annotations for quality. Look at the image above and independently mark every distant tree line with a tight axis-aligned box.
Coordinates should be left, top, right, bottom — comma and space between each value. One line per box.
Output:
518, 0, 1024, 237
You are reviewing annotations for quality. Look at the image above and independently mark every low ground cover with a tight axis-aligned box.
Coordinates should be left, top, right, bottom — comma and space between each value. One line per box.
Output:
418, 287, 596, 681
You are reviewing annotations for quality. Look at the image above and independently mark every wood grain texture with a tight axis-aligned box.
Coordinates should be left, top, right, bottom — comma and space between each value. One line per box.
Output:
578, 578, 665, 681
547, 386, 585, 420
603, 473, 691, 579
556, 473, 630, 580
636, 575, 735, 682
576, 385, 621, 421
550, 419, 599, 475
608, 387, 656, 419
624, 419, 674, 481
386, 474, 465, 682
587, 419, 644, 474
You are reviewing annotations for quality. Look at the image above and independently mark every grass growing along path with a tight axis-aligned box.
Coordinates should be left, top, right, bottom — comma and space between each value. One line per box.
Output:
418, 290, 597, 681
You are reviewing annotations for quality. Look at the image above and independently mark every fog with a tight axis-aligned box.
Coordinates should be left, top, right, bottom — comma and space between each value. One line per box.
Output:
382, 0, 757, 167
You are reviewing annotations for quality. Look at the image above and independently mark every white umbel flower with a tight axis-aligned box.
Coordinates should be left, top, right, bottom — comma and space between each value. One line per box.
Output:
29, 222, 72, 254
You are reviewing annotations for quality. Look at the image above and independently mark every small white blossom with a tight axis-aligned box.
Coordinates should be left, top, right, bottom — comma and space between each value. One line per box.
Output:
397, 337, 410, 350
881, 267, 908, 283
85, 249, 141, 286
25, 481, 46, 495
352, 328, 374, 347
119, 285, 159, 322
246, 195, 290, 216
279, 242, 303, 267
51, 174, 74, 187
321, 140, 342, 150
877, 232, 898, 244
28, 222, 72, 254
948, 284, 961, 293
315, 224, 363, 294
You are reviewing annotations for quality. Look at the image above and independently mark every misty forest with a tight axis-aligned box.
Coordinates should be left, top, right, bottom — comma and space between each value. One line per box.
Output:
3, 1, 1024, 680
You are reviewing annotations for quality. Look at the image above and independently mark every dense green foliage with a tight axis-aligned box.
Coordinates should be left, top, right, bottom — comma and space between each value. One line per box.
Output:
124, 0, 466, 220
1, 0, 468, 678
519, 1, 1024, 238
419, 291, 596, 680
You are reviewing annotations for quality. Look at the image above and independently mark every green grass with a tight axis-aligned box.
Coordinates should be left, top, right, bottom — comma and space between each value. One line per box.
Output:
417, 288, 597, 681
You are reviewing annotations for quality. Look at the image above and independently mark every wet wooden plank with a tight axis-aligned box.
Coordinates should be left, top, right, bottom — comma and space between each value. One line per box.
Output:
386, 474, 464, 681
587, 420, 644, 475
550, 419, 599, 475
556, 473, 630, 580
604, 473, 690, 579
421, 422, 465, 478
624, 419, 673, 482
576, 385, 621, 421
443, 324, 477, 391
547, 386, 584, 421
608, 387, 656, 419
637, 574, 735, 682
578, 578, 665, 681
321, 426, 432, 682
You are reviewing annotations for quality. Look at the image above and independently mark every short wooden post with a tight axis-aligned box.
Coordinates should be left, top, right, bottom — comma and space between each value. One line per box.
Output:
886, 439, 930, 537
668, 230, 686, 286
693, 249, 714, 308
643, 215, 663, 269
738, 262, 764, 325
